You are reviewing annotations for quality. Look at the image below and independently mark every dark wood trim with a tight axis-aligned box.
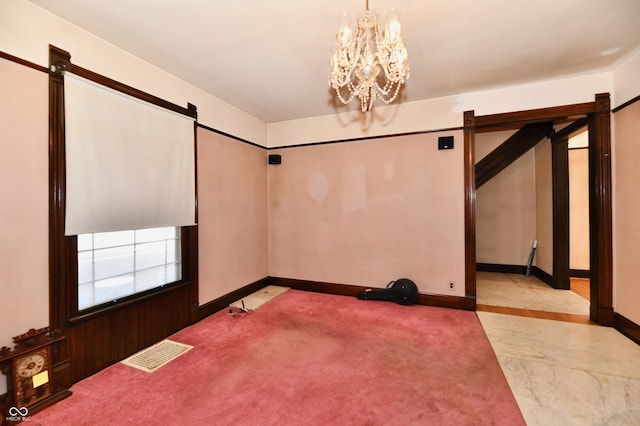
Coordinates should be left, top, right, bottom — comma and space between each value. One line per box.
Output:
475, 121, 553, 188
471, 95, 612, 326
197, 122, 267, 150
194, 277, 272, 322
269, 277, 473, 311
553, 117, 589, 140
551, 131, 570, 290
612, 94, 640, 113
189, 113, 200, 324
532, 266, 554, 287
588, 93, 614, 326
48, 45, 201, 386
197, 116, 462, 152
463, 111, 477, 311
476, 263, 528, 275
266, 127, 464, 150
478, 304, 595, 325
66, 62, 196, 119
570, 269, 590, 278
67, 280, 193, 324
0, 50, 48, 73
613, 313, 640, 346
475, 102, 594, 129
48, 46, 73, 395
65, 283, 192, 383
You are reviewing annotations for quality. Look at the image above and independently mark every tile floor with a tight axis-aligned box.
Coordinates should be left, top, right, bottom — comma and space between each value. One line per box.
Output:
477, 272, 590, 315
476, 272, 640, 425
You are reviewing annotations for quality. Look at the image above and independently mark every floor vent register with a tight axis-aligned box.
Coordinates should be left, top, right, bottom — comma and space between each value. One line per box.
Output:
121, 339, 193, 373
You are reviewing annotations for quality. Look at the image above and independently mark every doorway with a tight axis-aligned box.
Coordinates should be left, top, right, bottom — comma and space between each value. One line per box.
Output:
463, 94, 613, 325
473, 123, 591, 318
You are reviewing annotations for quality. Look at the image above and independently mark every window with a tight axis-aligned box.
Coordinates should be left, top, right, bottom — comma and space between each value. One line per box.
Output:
77, 227, 181, 310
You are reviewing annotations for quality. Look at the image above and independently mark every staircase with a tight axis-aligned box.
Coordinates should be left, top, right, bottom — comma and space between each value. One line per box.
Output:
475, 121, 553, 188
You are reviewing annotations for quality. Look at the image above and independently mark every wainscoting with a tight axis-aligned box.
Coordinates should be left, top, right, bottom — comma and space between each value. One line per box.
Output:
65, 282, 192, 384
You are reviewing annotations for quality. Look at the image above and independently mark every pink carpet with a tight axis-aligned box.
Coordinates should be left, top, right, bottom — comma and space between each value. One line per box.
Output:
33, 290, 524, 425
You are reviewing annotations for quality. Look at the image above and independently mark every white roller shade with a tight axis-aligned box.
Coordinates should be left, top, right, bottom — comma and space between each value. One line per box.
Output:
64, 73, 196, 235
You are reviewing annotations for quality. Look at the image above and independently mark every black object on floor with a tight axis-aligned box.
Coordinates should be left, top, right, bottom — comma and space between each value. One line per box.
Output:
357, 278, 419, 306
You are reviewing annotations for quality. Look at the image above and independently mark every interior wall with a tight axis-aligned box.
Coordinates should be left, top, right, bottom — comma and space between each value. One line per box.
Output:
475, 130, 537, 266
268, 131, 466, 296
612, 47, 640, 107
196, 129, 269, 304
534, 140, 553, 275
611, 47, 640, 325
0, 0, 266, 145
268, 72, 613, 148
568, 147, 590, 271
0, 58, 49, 394
612, 101, 640, 325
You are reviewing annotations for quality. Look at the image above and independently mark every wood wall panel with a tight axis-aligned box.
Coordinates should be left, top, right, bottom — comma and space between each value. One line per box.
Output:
66, 283, 191, 382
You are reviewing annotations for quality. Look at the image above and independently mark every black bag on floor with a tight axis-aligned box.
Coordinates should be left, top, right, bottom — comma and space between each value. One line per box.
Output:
356, 278, 418, 306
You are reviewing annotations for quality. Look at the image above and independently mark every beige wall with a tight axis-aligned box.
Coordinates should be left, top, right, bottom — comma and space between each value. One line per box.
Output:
0, 0, 266, 145
268, 73, 613, 148
268, 132, 466, 296
612, 101, 640, 325
569, 148, 590, 270
476, 129, 591, 275
196, 129, 269, 304
0, 59, 49, 344
534, 140, 553, 274
476, 131, 537, 266
0, 58, 49, 393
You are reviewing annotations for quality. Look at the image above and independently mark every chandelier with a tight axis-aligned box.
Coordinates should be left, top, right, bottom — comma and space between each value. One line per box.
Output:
329, 0, 410, 112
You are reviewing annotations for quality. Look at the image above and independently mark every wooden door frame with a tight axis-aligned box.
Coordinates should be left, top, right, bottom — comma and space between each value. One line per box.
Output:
464, 93, 613, 325
548, 117, 589, 290
551, 130, 571, 290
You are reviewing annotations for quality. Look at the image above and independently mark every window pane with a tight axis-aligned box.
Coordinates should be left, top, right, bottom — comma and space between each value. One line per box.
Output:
77, 234, 93, 251
94, 275, 134, 305
78, 283, 94, 310
166, 239, 178, 263
166, 227, 177, 239
94, 246, 134, 281
77, 226, 180, 310
136, 227, 167, 243
94, 230, 134, 249
136, 241, 166, 270
136, 266, 167, 292
78, 251, 94, 285
166, 262, 179, 283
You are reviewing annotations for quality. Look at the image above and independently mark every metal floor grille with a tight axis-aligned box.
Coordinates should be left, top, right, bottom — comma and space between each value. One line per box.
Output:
121, 340, 193, 373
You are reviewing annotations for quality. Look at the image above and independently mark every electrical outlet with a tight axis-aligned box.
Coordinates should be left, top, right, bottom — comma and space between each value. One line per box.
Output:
448, 282, 455, 291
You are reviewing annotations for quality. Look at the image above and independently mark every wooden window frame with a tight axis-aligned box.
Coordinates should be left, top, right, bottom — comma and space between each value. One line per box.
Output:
48, 46, 199, 384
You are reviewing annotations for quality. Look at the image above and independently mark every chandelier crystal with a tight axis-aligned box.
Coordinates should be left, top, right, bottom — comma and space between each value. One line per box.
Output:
329, 0, 410, 112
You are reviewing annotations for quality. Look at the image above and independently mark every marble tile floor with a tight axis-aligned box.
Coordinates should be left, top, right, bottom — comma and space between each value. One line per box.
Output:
478, 311, 640, 425
476, 271, 590, 316
476, 273, 639, 425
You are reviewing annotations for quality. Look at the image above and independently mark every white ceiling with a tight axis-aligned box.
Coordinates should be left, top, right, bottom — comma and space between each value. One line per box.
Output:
29, 0, 640, 123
